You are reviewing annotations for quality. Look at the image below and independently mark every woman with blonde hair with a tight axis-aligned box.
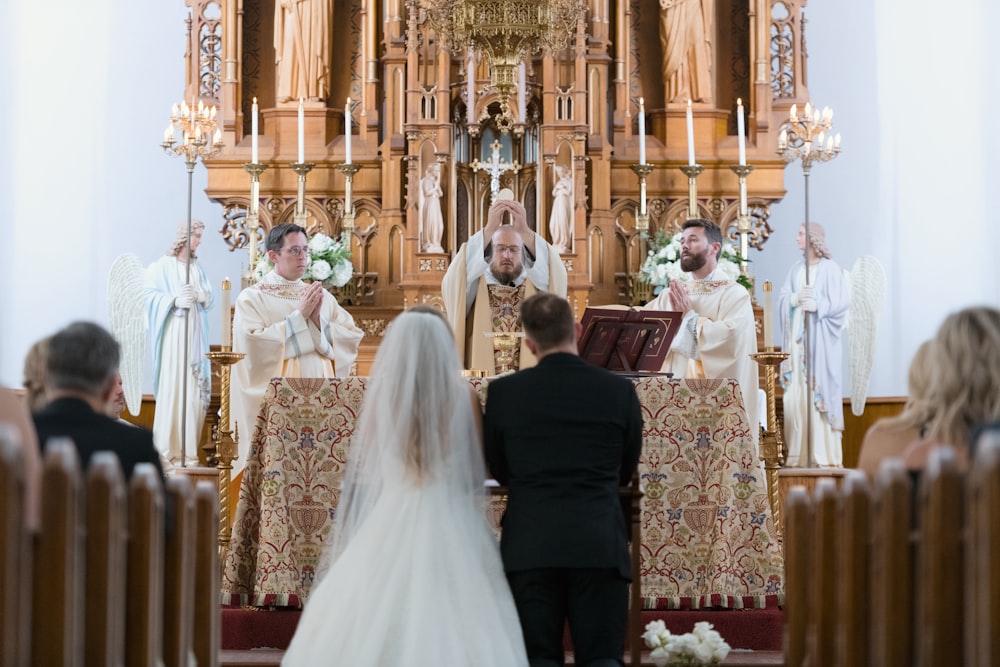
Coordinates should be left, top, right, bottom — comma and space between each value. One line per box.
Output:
22, 336, 51, 413
281, 308, 528, 666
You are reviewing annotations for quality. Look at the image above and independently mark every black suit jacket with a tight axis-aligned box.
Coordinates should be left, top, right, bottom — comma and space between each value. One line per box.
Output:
484, 353, 643, 578
34, 397, 165, 482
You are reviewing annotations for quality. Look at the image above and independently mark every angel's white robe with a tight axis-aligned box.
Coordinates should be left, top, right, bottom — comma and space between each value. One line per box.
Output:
777, 258, 851, 467
645, 277, 760, 448
144, 256, 215, 464
442, 229, 567, 373
230, 271, 363, 474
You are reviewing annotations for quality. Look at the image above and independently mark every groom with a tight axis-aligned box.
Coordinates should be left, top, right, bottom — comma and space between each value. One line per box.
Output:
484, 293, 643, 667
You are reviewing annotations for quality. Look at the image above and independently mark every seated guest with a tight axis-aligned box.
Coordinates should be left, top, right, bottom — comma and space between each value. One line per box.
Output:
22, 336, 51, 413
105, 371, 174, 475
856, 339, 935, 477
859, 307, 1000, 476
33, 321, 165, 483
0, 386, 42, 530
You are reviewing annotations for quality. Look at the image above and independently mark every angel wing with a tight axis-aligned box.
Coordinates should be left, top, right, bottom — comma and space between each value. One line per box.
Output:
108, 254, 148, 417
846, 255, 887, 416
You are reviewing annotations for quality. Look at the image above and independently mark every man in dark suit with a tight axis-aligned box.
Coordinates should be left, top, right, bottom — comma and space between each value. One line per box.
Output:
33, 321, 165, 482
484, 293, 643, 667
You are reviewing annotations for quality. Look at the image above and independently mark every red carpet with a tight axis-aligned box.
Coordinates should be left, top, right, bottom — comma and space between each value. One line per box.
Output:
221, 606, 783, 652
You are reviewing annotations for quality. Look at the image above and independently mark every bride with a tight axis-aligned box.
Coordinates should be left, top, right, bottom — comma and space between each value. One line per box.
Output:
282, 307, 528, 666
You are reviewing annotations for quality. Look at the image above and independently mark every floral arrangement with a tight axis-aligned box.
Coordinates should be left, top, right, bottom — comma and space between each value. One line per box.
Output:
642, 620, 731, 667
253, 232, 354, 287
639, 229, 752, 293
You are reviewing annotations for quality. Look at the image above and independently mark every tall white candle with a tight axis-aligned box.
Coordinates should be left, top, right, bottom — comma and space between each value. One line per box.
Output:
251, 97, 259, 164
686, 99, 696, 166
345, 97, 352, 164
518, 61, 526, 122
736, 98, 746, 166
297, 98, 305, 163
221, 278, 232, 348
638, 97, 646, 165
763, 281, 773, 349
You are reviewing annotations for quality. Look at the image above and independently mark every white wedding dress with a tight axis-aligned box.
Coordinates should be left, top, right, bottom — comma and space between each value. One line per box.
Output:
281, 309, 528, 667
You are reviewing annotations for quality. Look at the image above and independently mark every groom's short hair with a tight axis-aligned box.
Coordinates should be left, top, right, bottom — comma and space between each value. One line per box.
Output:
521, 294, 575, 352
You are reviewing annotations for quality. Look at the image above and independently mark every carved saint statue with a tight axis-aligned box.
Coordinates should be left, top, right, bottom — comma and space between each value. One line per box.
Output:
548, 164, 573, 254
275, 0, 334, 102
419, 163, 445, 253
659, 0, 714, 104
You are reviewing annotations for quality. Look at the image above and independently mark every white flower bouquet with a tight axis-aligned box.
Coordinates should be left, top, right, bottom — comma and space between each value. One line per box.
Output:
642, 620, 731, 667
254, 232, 354, 287
639, 229, 752, 293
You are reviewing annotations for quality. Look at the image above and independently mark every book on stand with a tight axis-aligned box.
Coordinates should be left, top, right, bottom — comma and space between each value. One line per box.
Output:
578, 306, 682, 374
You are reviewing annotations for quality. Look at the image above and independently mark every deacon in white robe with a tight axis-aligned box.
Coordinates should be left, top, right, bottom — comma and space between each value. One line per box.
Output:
776, 223, 850, 467
442, 195, 567, 374
144, 220, 214, 465
644, 219, 760, 446
231, 223, 363, 474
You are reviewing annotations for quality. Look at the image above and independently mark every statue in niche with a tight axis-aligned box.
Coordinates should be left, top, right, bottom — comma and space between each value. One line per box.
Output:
659, 0, 714, 104
419, 163, 445, 253
548, 163, 573, 254
274, 0, 333, 102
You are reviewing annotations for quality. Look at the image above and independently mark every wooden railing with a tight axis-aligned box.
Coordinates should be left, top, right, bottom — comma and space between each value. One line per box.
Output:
0, 434, 219, 667
784, 429, 1000, 666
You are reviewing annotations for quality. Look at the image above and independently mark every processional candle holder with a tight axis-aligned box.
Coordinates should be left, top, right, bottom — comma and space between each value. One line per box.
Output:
162, 99, 223, 467
750, 346, 790, 542
290, 162, 316, 227
205, 349, 245, 563
242, 162, 269, 287
730, 164, 756, 278
337, 162, 362, 234
679, 164, 703, 220
776, 102, 841, 468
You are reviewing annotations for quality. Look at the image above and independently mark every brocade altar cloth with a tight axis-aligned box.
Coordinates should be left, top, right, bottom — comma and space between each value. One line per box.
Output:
221, 376, 784, 609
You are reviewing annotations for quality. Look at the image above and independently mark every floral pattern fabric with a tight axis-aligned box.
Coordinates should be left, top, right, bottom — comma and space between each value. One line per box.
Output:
221, 376, 783, 609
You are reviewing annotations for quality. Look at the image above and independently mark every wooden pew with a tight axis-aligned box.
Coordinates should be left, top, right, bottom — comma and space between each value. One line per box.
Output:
0, 436, 219, 666
784, 432, 1000, 667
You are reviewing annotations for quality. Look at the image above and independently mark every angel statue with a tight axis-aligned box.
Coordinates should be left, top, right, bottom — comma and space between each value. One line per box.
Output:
108, 220, 215, 467
776, 222, 885, 468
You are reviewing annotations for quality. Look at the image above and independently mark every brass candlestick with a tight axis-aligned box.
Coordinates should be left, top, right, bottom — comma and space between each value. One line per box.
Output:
730, 164, 755, 278
242, 162, 268, 287
751, 347, 790, 542
630, 163, 654, 234
290, 162, 316, 227
679, 164, 703, 219
338, 162, 362, 233
205, 349, 245, 563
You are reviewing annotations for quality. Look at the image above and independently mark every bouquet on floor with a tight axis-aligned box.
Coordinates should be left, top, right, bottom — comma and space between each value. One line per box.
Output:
253, 232, 354, 287
639, 228, 752, 293
642, 620, 731, 667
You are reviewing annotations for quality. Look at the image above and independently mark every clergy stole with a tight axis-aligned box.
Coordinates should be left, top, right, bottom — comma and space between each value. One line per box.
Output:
465, 277, 539, 374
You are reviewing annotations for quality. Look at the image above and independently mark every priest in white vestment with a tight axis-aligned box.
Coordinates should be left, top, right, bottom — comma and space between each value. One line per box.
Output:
442, 194, 567, 374
777, 223, 850, 467
644, 219, 760, 446
144, 220, 215, 465
231, 223, 364, 474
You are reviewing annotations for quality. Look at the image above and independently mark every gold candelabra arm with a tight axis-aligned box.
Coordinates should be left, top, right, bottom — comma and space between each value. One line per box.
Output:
338, 162, 362, 233
290, 162, 316, 226
679, 164, 703, 219
751, 348, 790, 542
205, 350, 245, 564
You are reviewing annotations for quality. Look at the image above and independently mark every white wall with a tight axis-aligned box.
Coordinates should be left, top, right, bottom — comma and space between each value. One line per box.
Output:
2, 1, 998, 395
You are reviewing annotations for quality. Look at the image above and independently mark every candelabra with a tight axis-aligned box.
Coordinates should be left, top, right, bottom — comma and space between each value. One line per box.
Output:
777, 102, 841, 468
338, 163, 361, 234
162, 99, 223, 467
205, 349, 245, 563
730, 164, 755, 278
242, 162, 268, 286
679, 164, 703, 220
751, 346, 790, 542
